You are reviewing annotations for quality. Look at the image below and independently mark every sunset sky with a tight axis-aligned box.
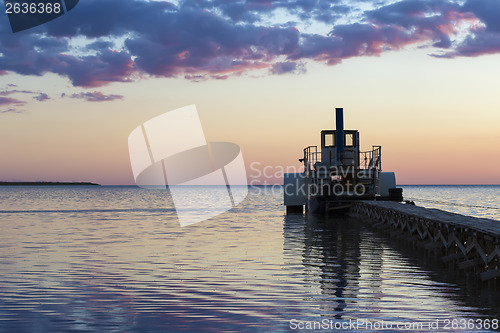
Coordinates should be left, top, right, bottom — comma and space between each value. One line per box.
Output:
1, 0, 499, 185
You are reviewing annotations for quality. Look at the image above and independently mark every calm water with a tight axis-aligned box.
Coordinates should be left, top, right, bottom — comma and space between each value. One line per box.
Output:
0, 185, 499, 332
401, 185, 500, 221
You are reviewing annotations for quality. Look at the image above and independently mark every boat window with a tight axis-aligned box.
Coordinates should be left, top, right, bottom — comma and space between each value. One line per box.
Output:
345, 133, 354, 147
324, 134, 335, 147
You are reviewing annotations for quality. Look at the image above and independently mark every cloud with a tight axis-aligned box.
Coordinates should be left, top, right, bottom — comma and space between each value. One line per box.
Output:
68, 91, 124, 102
0, 88, 51, 113
463, 0, 500, 33
0, 96, 26, 106
270, 61, 306, 75
435, 0, 500, 57
0, 96, 26, 113
0, 107, 23, 114
0, 89, 34, 96
0, 0, 500, 87
33, 93, 50, 101
436, 29, 500, 58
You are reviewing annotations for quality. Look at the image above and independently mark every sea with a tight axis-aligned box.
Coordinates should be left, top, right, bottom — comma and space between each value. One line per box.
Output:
0, 185, 499, 332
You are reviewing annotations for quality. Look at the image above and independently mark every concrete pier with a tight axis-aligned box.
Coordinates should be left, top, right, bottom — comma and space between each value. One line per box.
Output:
351, 201, 500, 282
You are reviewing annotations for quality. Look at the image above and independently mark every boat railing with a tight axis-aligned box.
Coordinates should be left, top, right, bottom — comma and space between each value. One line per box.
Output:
303, 145, 381, 196
304, 145, 381, 172
303, 146, 318, 175
360, 146, 381, 171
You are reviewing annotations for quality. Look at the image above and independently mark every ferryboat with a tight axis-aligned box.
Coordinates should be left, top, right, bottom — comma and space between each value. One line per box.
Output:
284, 108, 403, 214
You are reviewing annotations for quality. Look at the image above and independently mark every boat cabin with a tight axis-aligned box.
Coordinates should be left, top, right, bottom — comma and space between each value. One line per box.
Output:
320, 129, 359, 167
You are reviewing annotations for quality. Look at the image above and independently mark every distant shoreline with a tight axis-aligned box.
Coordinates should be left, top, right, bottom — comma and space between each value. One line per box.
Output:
0, 182, 100, 186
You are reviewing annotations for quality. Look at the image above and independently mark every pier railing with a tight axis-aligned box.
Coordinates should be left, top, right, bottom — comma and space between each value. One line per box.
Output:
353, 200, 500, 282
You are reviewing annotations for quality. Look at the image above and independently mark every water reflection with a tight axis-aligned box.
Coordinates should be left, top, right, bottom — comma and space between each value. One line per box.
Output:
284, 214, 379, 320
284, 212, 500, 328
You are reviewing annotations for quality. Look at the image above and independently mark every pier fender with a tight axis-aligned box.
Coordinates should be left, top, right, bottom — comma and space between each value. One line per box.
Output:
388, 188, 404, 202
379, 172, 396, 198
284, 173, 306, 211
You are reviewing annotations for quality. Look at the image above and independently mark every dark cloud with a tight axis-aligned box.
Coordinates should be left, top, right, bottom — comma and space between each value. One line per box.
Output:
33, 93, 50, 101
436, 29, 500, 57
0, 88, 50, 112
0, 108, 21, 113
0, 0, 499, 87
0, 96, 26, 113
200, 0, 350, 24
463, 0, 500, 33
366, 0, 476, 50
54, 51, 135, 87
0, 96, 26, 106
0, 89, 39, 96
68, 91, 124, 102
0, 91, 14, 96
439, 0, 500, 57
270, 61, 306, 75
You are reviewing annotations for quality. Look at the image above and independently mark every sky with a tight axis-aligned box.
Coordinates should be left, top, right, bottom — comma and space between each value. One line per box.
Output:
1, 0, 499, 185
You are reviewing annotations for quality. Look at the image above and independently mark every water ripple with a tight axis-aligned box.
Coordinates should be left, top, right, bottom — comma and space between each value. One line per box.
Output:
0, 186, 498, 332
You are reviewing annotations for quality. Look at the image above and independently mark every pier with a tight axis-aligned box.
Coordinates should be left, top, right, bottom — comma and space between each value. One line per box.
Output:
351, 201, 500, 282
